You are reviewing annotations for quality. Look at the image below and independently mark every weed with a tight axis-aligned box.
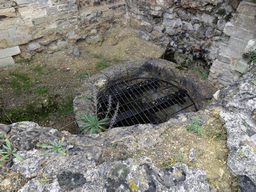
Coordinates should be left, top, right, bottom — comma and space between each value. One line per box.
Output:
93, 53, 102, 58
9, 72, 33, 93
38, 176, 51, 182
175, 66, 184, 70
95, 61, 109, 69
58, 96, 73, 115
224, 13, 232, 22
113, 57, 120, 62
0, 134, 5, 146
185, 116, 205, 136
216, 9, 226, 16
212, 16, 218, 24
34, 65, 43, 72
78, 95, 88, 100
162, 154, 183, 165
33, 86, 48, 94
0, 138, 23, 163
242, 50, 256, 66
36, 137, 66, 155
79, 86, 119, 134
79, 113, 108, 134
194, 64, 209, 79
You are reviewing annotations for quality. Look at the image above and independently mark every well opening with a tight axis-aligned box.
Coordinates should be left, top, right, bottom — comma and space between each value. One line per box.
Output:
74, 58, 216, 132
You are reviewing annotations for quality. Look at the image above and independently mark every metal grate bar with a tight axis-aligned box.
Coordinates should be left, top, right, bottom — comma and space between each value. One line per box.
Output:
97, 78, 197, 128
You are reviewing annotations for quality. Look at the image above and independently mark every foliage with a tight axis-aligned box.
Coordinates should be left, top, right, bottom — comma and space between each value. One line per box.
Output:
194, 64, 209, 79
33, 86, 48, 94
224, 13, 232, 22
36, 137, 66, 155
216, 9, 226, 16
185, 116, 205, 136
175, 66, 184, 70
0, 134, 5, 146
212, 16, 218, 24
0, 138, 23, 163
243, 50, 256, 66
95, 61, 109, 69
9, 72, 33, 93
78, 113, 108, 134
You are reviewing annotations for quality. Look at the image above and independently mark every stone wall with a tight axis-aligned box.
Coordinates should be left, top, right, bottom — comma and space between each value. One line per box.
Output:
0, 0, 126, 66
125, 0, 256, 88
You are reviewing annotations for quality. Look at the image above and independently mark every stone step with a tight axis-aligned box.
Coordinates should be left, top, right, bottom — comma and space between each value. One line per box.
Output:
0, 46, 20, 59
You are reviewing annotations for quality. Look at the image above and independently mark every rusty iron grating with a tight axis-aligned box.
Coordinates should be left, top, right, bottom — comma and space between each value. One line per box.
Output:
97, 77, 198, 128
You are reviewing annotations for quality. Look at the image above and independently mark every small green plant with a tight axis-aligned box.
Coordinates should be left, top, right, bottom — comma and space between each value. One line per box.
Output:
79, 113, 108, 134
78, 95, 88, 100
93, 53, 102, 58
216, 9, 226, 16
0, 134, 5, 146
0, 138, 23, 163
9, 72, 33, 93
33, 86, 48, 94
243, 50, 256, 66
212, 16, 218, 24
194, 64, 209, 79
34, 65, 43, 72
36, 137, 66, 155
95, 61, 109, 69
224, 13, 232, 22
185, 116, 205, 136
175, 66, 184, 70
113, 57, 120, 62
38, 176, 51, 182
79, 86, 119, 134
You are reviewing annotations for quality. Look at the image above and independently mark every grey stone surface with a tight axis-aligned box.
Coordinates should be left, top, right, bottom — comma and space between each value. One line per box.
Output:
0, 46, 20, 59
0, 56, 15, 67
67, 46, 80, 56
27, 42, 40, 51
0, 123, 11, 133
209, 66, 256, 186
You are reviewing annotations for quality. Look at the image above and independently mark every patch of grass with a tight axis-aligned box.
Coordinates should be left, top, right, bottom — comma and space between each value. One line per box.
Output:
77, 72, 90, 80
185, 116, 205, 136
113, 57, 120, 62
216, 9, 226, 16
212, 16, 218, 24
224, 13, 232, 22
58, 96, 73, 115
9, 72, 33, 93
34, 65, 43, 72
0, 96, 58, 124
33, 87, 48, 94
175, 66, 184, 70
162, 154, 183, 165
194, 64, 209, 79
243, 50, 256, 66
93, 53, 103, 58
95, 61, 109, 69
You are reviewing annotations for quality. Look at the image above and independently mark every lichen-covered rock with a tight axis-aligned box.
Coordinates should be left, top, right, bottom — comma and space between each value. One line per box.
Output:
209, 65, 256, 190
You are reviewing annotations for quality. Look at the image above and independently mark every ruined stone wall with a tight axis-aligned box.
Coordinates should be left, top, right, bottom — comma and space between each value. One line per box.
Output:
125, 0, 256, 88
0, 0, 126, 66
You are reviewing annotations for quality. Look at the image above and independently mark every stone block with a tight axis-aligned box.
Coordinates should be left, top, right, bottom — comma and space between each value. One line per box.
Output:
17, 0, 37, 5
0, 56, 15, 67
235, 15, 256, 32
0, 46, 20, 59
32, 16, 51, 26
237, 1, 256, 17
47, 7, 58, 15
233, 60, 249, 73
224, 23, 254, 40
0, 7, 16, 17
6, 35, 32, 47
201, 13, 214, 24
27, 42, 40, 51
217, 54, 232, 64
225, 37, 248, 57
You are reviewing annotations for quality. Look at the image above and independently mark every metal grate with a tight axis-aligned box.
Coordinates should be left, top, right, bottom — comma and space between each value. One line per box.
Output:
97, 77, 198, 128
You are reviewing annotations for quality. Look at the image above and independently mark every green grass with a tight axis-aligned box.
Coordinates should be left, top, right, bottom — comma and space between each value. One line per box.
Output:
58, 96, 74, 115
9, 72, 33, 93
33, 87, 48, 94
194, 64, 209, 79
34, 65, 43, 72
185, 116, 205, 136
243, 50, 256, 66
175, 66, 184, 70
93, 53, 103, 58
95, 61, 109, 69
